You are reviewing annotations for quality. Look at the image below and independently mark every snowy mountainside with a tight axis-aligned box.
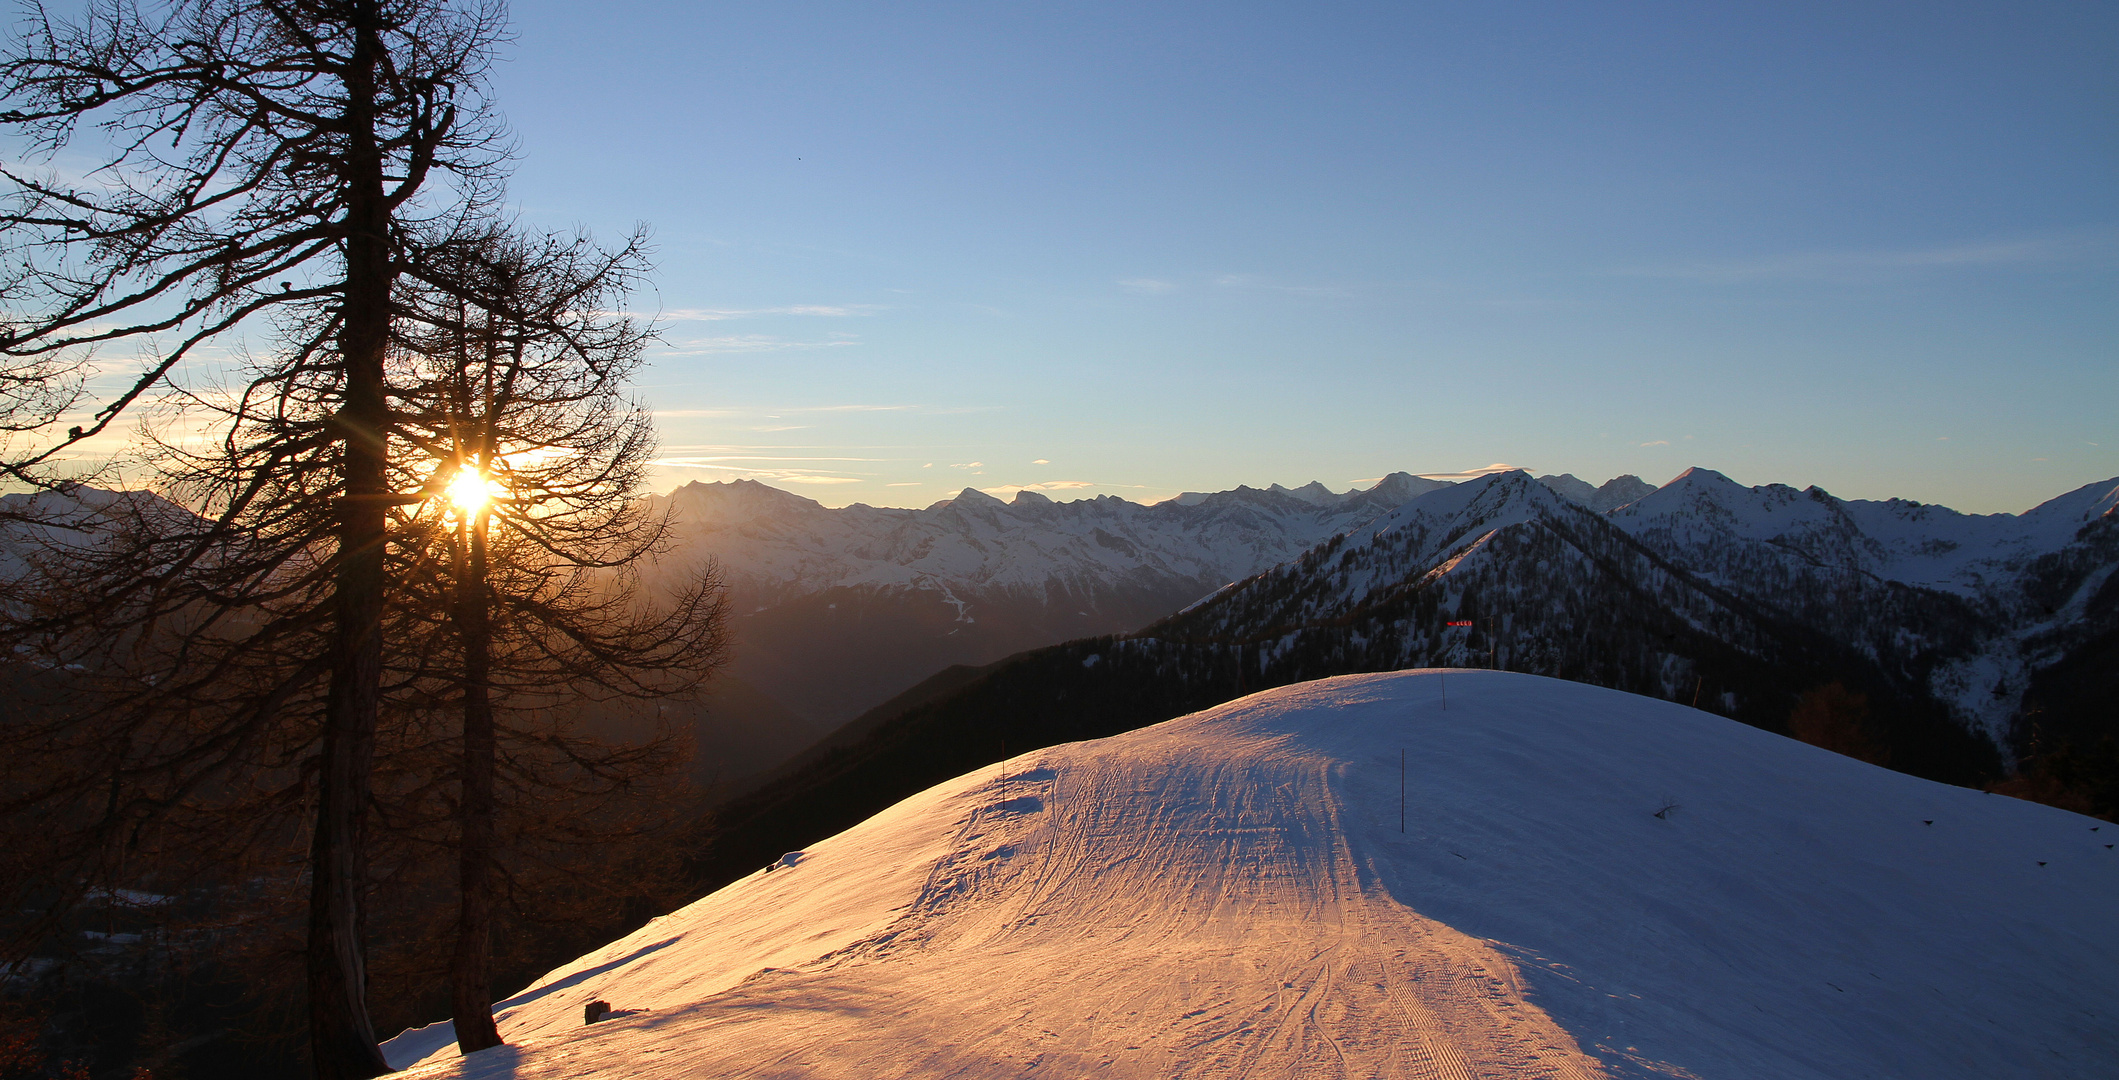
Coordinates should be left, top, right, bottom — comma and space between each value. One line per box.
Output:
650, 471, 1453, 608
1149, 468, 2117, 756
643, 472, 1457, 733
385, 672, 2118, 1079
0, 487, 200, 582
653, 466, 2115, 788
1605, 468, 2119, 738
1135, 470, 1964, 775
1606, 466, 2118, 600
1534, 472, 1655, 512
1164, 471, 1619, 640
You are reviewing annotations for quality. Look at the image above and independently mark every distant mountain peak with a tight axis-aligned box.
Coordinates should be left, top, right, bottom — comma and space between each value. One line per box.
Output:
945, 486, 1006, 508
1266, 481, 1347, 507
1664, 466, 1740, 490
1536, 473, 1656, 513
660, 478, 827, 522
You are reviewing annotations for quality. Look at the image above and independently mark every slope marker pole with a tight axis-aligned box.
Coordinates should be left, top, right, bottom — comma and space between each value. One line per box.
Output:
1400, 748, 1406, 833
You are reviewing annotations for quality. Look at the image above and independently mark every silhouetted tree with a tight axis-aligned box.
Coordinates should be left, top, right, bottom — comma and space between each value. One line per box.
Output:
0, 220, 727, 1072
383, 226, 724, 1052
0, 1, 514, 1073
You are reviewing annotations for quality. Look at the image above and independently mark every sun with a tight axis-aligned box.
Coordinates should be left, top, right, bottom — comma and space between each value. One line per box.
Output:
446, 467, 505, 517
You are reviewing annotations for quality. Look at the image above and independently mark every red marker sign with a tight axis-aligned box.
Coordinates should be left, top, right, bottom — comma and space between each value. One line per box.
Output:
1446, 620, 1474, 627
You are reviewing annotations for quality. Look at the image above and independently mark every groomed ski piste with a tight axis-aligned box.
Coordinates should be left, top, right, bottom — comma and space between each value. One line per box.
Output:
384, 671, 2118, 1078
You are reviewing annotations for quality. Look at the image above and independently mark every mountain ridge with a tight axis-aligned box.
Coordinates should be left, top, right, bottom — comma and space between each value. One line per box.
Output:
655, 467, 2117, 789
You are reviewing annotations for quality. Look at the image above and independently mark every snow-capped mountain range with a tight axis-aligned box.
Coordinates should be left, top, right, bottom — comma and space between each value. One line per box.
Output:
649, 471, 1649, 733
1608, 468, 2119, 735
651, 470, 1460, 609
1150, 467, 2119, 750
653, 465, 2112, 770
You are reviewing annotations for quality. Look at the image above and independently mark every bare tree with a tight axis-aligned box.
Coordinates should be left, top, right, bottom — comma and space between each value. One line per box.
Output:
0, 215, 725, 1070
0, 3, 515, 1072
384, 226, 724, 1053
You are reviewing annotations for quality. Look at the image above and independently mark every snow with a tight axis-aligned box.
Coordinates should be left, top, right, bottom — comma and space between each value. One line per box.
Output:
1608, 468, 2118, 598
643, 474, 1474, 616
385, 671, 2116, 1079
1596, 469, 2119, 743
1175, 471, 1587, 629
1536, 474, 1655, 513
647, 469, 2114, 625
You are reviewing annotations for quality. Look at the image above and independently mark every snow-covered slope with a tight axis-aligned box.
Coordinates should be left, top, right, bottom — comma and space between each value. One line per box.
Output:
384, 671, 2116, 1079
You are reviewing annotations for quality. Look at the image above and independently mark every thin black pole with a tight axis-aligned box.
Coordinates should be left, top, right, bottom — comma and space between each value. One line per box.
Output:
1400, 748, 1406, 833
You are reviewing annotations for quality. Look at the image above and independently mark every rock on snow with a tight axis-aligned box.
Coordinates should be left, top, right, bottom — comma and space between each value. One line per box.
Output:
385, 671, 2116, 1079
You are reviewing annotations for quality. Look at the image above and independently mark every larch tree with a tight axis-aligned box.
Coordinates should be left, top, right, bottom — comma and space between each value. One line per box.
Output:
0, 2, 518, 1074
383, 225, 724, 1053
0, 216, 719, 1074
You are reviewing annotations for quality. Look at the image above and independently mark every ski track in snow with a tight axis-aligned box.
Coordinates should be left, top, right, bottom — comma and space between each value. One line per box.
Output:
387, 671, 2118, 1080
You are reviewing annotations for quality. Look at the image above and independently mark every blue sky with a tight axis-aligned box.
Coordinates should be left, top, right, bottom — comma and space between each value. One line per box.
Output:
490, 0, 2114, 514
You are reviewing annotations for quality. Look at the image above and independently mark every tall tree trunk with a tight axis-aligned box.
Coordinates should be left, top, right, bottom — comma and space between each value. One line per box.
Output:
308, 4, 394, 1076
450, 510, 503, 1053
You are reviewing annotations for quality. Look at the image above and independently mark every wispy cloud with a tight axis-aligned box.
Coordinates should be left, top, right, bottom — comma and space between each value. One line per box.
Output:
1212, 273, 1347, 298
645, 460, 869, 486
655, 442, 898, 451
1118, 278, 1175, 295
1640, 440, 1671, 447
656, 334, 861, 356
1615, 228, 2119, 283
648, 454, 882, 468
1413, 462, 1531, 481
653, 404, 923, 421
659, 304, 884, 321
981, 480, 1097, 497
